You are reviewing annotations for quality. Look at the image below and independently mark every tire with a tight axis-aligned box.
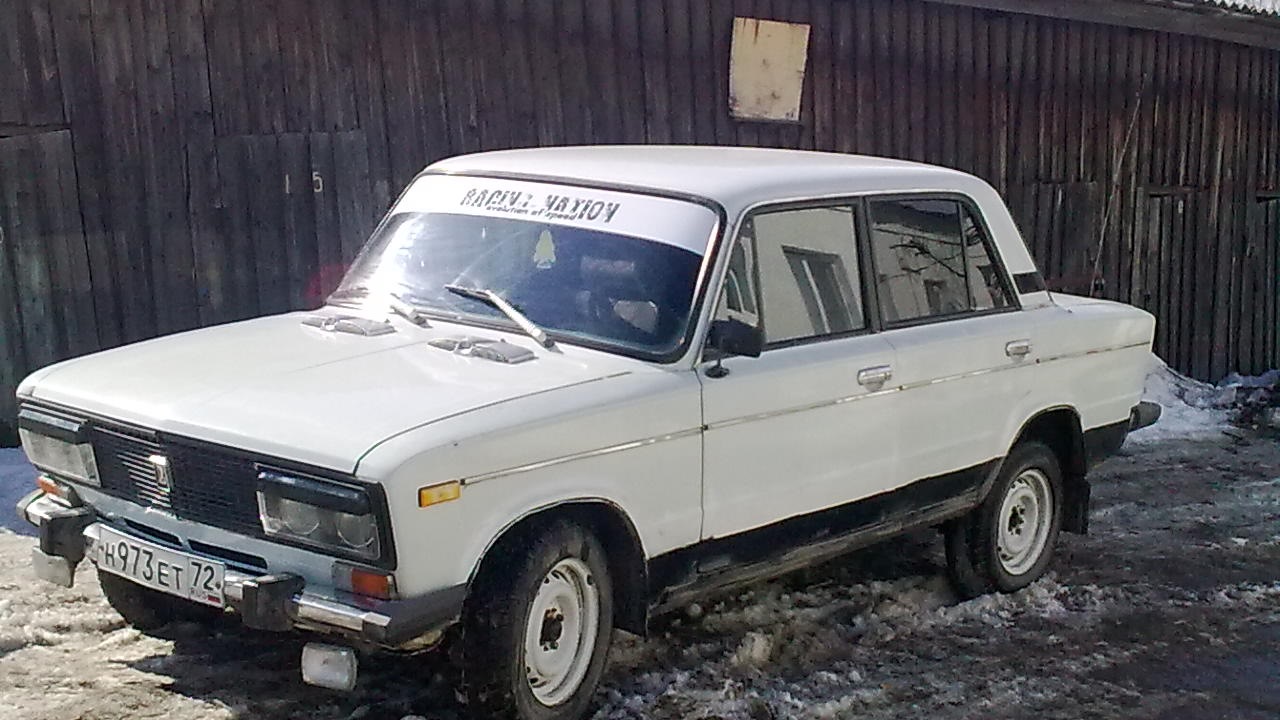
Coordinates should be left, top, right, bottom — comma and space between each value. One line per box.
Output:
97, 569, 224, 632
945, 441, 1064, 599
460, 520, 614, 720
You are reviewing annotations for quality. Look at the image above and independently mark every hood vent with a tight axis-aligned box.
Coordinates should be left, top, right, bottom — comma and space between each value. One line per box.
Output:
301, 314, 396, 337
429, 337, 536, 364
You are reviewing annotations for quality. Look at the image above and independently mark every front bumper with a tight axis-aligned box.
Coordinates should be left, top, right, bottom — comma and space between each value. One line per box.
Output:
17, 490, 464, 648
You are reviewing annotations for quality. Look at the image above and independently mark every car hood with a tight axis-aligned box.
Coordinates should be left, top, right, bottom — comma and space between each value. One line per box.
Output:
19, 312, 644, 472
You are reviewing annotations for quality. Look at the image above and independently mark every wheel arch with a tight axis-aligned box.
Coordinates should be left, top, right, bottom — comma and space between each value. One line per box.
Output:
465, 498, 650, 636
1003, 405, 1090, 534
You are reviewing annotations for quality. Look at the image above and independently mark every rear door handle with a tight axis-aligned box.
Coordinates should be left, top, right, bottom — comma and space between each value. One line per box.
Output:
1005, 339, 1032, 358
857, 365, 893, 387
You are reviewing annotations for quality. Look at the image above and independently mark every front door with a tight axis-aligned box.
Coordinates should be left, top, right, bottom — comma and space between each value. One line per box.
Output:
699, 203, 900, 542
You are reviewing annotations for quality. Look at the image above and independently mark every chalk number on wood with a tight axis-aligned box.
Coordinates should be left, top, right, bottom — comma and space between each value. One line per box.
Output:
284, 172, 325, 194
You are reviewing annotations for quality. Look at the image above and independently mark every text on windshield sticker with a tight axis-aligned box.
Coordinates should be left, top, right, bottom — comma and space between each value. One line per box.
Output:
460, 187, 622, 224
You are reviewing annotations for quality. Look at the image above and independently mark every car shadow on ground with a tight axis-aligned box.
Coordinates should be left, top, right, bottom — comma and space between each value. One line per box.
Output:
121, 531, 948, 720
125, 617, 462, 720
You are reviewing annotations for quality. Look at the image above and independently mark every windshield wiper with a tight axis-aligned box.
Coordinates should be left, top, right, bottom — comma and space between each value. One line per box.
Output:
444, 284, 555, 348
388, 293, 431, 327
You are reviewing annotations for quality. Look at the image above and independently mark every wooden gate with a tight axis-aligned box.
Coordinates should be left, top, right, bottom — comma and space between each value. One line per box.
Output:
1253, 198, 1280, 375
1005, 182, 1105, 295
0, 131, 96, 437
208, 131, 378, 324
1137, 192, 1195, 371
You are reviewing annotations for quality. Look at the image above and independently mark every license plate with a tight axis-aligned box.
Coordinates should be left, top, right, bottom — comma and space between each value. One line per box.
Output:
93, 526, 226, 607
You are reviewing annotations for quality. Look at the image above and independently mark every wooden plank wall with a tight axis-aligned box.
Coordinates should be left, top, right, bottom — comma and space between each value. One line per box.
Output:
1, 0, 1279, 440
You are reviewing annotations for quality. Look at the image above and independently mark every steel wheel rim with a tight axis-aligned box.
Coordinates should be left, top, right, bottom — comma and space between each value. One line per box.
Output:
996, 469, 1053, 576
523, 557, 600, 706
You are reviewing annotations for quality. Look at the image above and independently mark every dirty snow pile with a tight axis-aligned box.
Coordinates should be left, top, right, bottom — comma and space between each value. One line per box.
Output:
1219, 367, 1280, 429
1128, 357, 1235, 443
599, 555, 1127, 720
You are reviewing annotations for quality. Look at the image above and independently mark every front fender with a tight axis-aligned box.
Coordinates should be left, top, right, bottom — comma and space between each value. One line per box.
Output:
359, 370, 704, 598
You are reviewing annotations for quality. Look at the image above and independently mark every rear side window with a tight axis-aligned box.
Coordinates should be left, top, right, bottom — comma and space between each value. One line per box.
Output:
868, 198, 1013, 324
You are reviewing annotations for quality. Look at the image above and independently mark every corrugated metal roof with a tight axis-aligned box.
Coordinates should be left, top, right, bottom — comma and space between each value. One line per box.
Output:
1192, 0, 1280, 16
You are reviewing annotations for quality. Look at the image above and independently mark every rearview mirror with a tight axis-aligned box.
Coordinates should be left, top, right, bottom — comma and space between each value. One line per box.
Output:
707, 318, 763, 359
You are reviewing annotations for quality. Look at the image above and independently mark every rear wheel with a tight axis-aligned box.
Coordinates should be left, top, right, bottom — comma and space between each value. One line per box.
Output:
97, 569, 223, 632
461, 520, 614, 720
946, 441, 1064, 598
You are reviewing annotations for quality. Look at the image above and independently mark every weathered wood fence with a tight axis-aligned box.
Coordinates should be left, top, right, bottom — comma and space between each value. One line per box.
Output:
1, 0, 1278, 442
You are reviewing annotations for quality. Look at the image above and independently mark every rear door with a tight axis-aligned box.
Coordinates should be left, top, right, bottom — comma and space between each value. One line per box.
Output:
863, 195, 1036, 486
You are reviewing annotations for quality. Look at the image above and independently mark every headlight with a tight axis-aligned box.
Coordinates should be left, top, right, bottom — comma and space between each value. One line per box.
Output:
17, 408, 100, 486
256, 469, 381, 561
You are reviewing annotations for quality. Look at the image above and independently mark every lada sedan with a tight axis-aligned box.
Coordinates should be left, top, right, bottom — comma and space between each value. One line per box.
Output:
15, 147, 1159, 720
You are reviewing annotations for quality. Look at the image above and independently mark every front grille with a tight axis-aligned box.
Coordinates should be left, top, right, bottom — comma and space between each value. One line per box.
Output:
94, 427, 172, 510
169, 443, 262, 537
90, 425, 263, 539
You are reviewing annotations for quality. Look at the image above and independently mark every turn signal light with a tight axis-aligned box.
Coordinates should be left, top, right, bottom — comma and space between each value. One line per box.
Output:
418, 480, 461, 508
37, 474, 67, 499
349, 567, 395, 600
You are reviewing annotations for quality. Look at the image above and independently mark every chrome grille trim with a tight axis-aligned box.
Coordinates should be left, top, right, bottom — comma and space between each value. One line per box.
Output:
93, 427, 173, 510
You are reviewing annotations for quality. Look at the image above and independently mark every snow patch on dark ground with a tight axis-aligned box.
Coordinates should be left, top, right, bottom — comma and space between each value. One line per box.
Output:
1127, 358, 1233, 443
1, 359, 1278, 719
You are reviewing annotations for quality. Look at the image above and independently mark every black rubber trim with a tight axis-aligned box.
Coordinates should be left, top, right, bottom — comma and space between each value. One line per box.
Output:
18, 406, 89, 444
647, 459, 997, 598
1129, 401, 1162, 431
1083, 419, 1129, 469
241, 574, 307, 632
362, 583, 469, 645
38, 505, 94, 564
1014, 271, 1047, 294
257, 468, 372, 515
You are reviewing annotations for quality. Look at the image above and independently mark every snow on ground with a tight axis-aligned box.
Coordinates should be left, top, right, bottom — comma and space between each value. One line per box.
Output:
5, 435, 1274, 719
1126, 357, 1234, 443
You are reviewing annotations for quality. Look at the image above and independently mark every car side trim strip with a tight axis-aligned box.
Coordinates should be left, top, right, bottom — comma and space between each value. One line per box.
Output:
460, 427, 704, 486
704, 339, 1150, 432
463, 340, 1148, 486
704, 386, 900, 431
1033, 340, 1150, 364
647, 458, 1000, 610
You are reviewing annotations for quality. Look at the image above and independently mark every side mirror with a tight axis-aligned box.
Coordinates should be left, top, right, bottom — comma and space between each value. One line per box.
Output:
707, 318, 763, 359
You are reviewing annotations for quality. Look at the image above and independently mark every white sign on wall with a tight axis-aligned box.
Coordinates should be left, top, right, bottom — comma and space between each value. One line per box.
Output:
729, 17, 811, 123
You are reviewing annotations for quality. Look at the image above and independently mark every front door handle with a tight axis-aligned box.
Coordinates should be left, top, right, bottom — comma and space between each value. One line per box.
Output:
857, 365, 893, 387
1005, 339, 1032, 358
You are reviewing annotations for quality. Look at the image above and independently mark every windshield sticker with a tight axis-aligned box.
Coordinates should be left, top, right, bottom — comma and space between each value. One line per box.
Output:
394, 175, 718, 254
533, 230, 557, 269
460, 188, 623, 225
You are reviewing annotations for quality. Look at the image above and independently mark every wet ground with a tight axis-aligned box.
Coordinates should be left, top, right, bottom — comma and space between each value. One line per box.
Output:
1, 435, 1277, 719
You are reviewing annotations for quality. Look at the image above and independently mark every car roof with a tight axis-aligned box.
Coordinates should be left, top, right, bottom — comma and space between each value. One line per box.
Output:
427, 145, 983, 214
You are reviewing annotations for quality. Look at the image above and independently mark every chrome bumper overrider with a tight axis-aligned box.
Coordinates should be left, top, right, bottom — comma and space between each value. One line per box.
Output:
18, 491, 464, 647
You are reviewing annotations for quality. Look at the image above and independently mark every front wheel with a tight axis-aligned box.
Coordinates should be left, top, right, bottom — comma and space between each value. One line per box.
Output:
460, 520, 614, 720
945, 441, 1064, 599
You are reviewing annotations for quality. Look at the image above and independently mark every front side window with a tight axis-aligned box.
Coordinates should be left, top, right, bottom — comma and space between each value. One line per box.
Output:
715, 205, 865, 346
868, 197, 1012, 324
962, 207, 1014, 311
331, 175, 720, 359
715, 235, 759, 325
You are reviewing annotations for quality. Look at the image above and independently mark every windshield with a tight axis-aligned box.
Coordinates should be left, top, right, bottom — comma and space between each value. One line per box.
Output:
331, 175, 720, 358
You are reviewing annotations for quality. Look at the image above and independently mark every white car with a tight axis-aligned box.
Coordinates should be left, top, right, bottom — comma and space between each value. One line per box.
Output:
15, 147, 1158, 720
